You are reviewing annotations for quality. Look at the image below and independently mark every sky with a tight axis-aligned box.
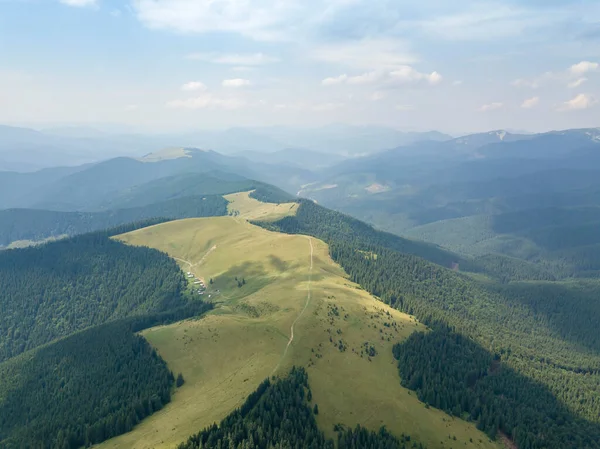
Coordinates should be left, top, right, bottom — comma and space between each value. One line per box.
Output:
0, 0, 599, 134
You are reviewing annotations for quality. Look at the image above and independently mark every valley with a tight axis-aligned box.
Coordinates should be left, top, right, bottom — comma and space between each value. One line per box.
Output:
102, 197, 500, 449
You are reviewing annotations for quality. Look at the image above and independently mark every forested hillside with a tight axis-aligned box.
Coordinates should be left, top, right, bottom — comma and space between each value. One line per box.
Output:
0, 195, 228, 247
302, 131, 600, 284
0, 222, 214, 448
405, 206, 600, 278
257, 199, 476, 271
0, 150, 305, 211
0, 230, 188, 362
393, 328, 600, 449
0, 304, 212, 449
258, 200, 600, 448
0, 181, 293, 248
178, 367, 423, 449
96, 173, 292, 210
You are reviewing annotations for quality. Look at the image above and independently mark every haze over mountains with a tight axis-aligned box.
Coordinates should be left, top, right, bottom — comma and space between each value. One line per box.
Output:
0, 124, 452, 172
2, 125, 600, 259
2, 121, 600, 449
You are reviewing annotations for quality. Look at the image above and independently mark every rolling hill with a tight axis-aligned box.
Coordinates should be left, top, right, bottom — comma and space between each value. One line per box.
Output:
0, 220, 213, 448
0, 148, 308, 211
3, 128, 600, 449
0, 175, 293, 248
102, 195, 498, 449
2, 185, 600, 449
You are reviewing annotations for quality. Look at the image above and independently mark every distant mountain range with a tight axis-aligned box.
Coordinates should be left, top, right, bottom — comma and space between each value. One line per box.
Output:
0, 124, 452, 172
0, 147, 312, 211
2, 123, 600, 449
300, 126, 600, 279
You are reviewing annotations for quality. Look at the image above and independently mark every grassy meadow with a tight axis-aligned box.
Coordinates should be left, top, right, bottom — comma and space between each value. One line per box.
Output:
101, 198, 501, 449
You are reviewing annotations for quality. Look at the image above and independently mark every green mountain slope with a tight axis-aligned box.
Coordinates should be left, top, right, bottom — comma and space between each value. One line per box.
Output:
257, 200, 600, 448
0, 228, 188, 362
0, 304, 212, 449
0, 195, 228, 247
0, 220, 214, 448
257, 199, 475, 270
0, 176, 294, 248
0, 148, 307, 211
405, 206, 600, 278
178, 367, 422, 449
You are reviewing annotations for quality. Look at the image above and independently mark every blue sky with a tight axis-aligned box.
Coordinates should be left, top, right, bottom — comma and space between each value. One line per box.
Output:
1, 0, 599, 133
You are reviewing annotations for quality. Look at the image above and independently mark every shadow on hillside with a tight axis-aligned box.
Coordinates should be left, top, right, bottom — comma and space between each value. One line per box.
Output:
486, 280, 600, 359
394, 328, 600, 449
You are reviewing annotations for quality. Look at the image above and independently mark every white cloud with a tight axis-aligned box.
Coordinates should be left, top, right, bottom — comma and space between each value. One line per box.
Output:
478, 102, 503, 112
370, 91, 385, 101
452, 80, 463, 86
322, 66, 441, 87
569, 61, 599, 76
348, 71, 383, 85
133, 0, 307, 40
513, 61, 599, 90
311, 38, 416, 70
558, 93, 597, 111
395, 104, 415, 111
521, 96, 539, 109
312, 102, 344, 111
322, 74, 348, 86
273, 103, 304, 111
389, 67, 442, 85
568, 78, 587, 88
231, 66, 256, 72
511, 78, 539, 89
181, 81, 207, 92
125, 104, 139, 111
415, 4, 566, 41
222, 78, 251, 88
60, 0, 97, 6
186, 52, 279, 65
167, 93, 245, 110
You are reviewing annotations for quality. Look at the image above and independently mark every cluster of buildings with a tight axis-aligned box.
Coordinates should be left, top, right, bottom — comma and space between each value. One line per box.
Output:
187, 272, 206, 295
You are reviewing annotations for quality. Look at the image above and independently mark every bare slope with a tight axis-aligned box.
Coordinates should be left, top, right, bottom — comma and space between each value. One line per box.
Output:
104, 214, 500, 449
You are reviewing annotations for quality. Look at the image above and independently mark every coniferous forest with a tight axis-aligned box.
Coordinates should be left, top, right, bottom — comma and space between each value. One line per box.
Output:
0, 194, 229, 247
178, 367, 423, 449
1, 316, 187, 449
0, 226, 212, 448
0, 230, 189, 362
259, 200, 600, 448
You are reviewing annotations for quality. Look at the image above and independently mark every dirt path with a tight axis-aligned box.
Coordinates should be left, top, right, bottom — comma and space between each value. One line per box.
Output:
271, 237, 313, 376
173, 245, 217, 269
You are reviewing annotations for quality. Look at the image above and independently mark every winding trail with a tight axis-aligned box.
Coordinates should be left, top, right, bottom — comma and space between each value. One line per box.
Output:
173, 245, 217, 269
271, 237, 314, 375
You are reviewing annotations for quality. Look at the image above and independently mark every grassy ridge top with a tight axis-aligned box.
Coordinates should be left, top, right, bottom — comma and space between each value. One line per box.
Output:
225, 190, 298, 221
107, 215, 500, 449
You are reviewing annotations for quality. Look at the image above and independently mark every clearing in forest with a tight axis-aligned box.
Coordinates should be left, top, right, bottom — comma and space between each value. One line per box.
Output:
103, 211, 501, 449
224, 190, 298, 221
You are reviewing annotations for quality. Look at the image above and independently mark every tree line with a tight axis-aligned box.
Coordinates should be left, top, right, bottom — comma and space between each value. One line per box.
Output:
178, 367, 424, 449
257, 200, 600, 448
0, 228, 190, 362
0, 224, 213, 448
0, 194, 229, 247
